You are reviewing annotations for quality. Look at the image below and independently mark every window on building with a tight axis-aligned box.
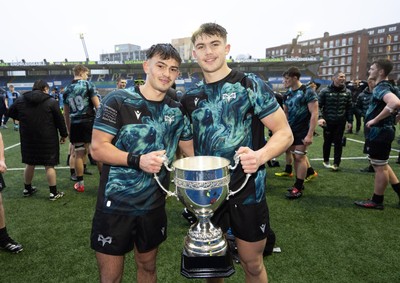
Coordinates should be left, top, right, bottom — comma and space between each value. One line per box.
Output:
329, 50, 333, 57
368, 30, 374, 35
348, 37, 353, 44
335, 49, 340, 56
323, 50, 327, 57
346, 66, 351, 73
389, 26, 397, 32
393, 55, 397, 61
374, 38, 378, 44
379, 37, 384, 44
341, 48, 346, 55
394, 35, 398, 41
342, 38, 347, 46
369, 39, 372, 44
329, 40, 334, 48
378, 47, 383, 53
341, 57, 346, 65
393, 45, 398, 51
348, 57, 352, 64
335, 39, 340, 47
323, 41, 328, 48
378, 28, 385, 33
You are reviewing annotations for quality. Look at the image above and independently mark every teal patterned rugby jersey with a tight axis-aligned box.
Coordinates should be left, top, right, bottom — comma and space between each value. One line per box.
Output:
181, 70, 279, 204
284, 84, 318, 134
365, 80, 399, 142
63, 80, 98, 124
94, 86, 192, 215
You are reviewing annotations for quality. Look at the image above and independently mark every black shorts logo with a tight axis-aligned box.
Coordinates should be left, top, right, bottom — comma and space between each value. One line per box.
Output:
98, 234, 112, 247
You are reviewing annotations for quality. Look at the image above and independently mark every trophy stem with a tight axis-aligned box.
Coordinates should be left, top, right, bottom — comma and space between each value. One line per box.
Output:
184, 209, 227, 257
181, 209, 235, 279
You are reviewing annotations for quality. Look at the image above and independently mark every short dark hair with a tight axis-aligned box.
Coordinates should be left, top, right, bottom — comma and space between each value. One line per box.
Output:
32, 80, 49, 91
191, 23, 228, 44
283, 66, 301, 79
373, 59, 393, 77
146, 44, 181, 65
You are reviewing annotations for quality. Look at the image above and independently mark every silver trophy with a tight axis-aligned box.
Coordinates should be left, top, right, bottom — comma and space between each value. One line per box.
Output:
155, 155, 250, 278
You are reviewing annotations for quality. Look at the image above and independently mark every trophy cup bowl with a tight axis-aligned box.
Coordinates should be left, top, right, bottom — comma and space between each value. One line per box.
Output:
154, 155, 251, 279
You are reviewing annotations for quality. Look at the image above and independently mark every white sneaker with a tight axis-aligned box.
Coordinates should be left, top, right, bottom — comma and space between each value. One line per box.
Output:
322, 162, 332, 169
49, 191, 65, 201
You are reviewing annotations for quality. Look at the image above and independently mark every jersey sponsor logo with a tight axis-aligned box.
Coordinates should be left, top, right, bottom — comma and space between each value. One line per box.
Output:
222, 92, 236, 102
98, 234, 112, 246
135, 110, 142, 120
194, 97, 200, 107
164, 115, 175, 125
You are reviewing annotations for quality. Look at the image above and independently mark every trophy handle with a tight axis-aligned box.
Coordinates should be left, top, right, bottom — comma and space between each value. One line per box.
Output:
228, 153, 240, 171
227, 153, 251, 200
161, 155, 174, 172
153, 155, 178, 199
226, 173, 251, 200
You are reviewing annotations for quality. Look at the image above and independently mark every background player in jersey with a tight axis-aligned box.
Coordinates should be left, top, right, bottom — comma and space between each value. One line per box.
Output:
281, 66, 319, 199
180, 23, 293, 283
63, 64, 100, 193
354, 59, 400, 209
90, 43, 193, 283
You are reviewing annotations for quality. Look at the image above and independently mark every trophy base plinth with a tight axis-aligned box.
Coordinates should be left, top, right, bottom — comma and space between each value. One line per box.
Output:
180, 250, 235, 279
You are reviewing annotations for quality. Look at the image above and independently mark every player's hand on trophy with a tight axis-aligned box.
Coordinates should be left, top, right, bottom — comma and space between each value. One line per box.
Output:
236, 147, 258, 174
140, 150, 166, 173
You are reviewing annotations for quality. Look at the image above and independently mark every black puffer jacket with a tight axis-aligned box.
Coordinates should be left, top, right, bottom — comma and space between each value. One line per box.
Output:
318, 83, 353, 124
8, 90, 68, 166
355, 88, 372, 118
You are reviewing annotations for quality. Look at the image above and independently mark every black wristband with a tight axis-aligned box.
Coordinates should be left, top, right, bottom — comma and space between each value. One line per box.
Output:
127, 153, 141, 170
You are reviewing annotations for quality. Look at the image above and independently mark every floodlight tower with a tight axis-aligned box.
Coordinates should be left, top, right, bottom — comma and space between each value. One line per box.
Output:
80, 33, 90, 62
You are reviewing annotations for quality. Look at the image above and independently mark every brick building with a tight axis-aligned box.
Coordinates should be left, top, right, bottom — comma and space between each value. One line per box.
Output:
265, 22, 400, 82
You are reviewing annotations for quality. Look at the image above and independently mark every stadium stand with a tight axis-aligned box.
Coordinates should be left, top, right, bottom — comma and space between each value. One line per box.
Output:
0, 59, 324, 95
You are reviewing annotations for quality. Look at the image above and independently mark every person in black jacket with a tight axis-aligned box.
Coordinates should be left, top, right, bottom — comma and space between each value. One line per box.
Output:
356, 78, 376, 172
8, 80, 68, 200
318, 71, 353, 171
0, 89, 8, 128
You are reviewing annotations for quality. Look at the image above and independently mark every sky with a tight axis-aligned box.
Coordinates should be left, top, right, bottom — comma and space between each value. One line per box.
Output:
1, 0, 398, 63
